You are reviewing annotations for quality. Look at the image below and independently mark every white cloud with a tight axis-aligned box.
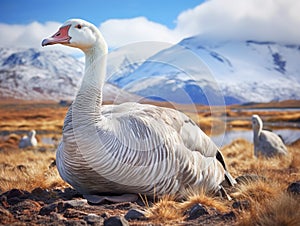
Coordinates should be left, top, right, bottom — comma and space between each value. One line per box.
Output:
0, 0, 299, 55
175, 0, 300, 43
0, 21, 82, 55
99, 0, 300, 46
99, 17, 181, 48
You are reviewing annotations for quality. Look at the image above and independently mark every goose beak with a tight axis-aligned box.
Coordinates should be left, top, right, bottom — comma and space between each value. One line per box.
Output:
42, 25, 71, 46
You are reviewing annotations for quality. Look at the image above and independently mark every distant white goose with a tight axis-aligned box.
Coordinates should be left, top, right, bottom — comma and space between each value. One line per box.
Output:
252, 114, 288, 157
19, 130, 38, 149
42, 19, 235, 203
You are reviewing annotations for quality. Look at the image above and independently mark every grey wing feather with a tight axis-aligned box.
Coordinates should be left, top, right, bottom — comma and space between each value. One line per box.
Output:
259, 130, 288, 156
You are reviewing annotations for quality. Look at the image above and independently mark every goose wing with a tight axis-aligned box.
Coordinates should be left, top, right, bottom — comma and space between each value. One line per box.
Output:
260, 130, 288, 155
100, 102, 219, 158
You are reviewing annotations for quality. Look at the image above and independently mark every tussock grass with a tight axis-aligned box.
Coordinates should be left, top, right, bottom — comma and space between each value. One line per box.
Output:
180, 189, 229, 213
0, 101, 299, 224
237, 193, 300, 226
0, 149, 67, 192
146, 195, 184, 223
146, 189, 230, 224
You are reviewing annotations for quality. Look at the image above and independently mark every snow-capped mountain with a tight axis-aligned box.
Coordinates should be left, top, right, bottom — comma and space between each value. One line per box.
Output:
2, 37, 300, 105
108, 37, 300, 105
0, 47, 140, 103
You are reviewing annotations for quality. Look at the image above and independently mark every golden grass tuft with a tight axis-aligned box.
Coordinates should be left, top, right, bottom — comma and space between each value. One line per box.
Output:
238, 193, 300, 226
232, 179, 281, 204
180, 188, 229, 213
146, 190, 230, 224
0, 149, 67, 192
146, 195, 184, 223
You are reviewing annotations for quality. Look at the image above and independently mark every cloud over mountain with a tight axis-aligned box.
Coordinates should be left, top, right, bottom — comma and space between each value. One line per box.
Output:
0, 0, 299, 52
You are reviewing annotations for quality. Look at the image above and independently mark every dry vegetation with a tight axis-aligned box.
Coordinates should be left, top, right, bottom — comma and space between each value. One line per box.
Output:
0, 100, 299, 225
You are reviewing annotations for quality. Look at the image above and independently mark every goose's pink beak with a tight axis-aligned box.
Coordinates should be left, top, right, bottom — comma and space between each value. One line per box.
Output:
42, 25, 71, 46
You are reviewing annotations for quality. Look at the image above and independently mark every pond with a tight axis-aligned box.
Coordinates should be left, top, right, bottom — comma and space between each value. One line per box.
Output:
211, 128, 300, 147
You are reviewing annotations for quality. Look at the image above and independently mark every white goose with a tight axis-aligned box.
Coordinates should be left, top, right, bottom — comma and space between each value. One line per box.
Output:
42, 19, 235, 203
19, 130, 38, 149
252, 114, 288, 157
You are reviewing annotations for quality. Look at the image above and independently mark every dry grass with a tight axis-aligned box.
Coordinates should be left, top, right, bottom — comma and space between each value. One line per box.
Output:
146, 195, 184, 224
0, 149, 67, 192
236, 189, 300, 226
0, 100, 299, 224
180, 189, 229, 213
0, 101, 67, 132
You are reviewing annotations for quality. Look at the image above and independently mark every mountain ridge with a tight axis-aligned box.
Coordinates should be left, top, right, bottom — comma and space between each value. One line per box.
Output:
107, 37, 300, 105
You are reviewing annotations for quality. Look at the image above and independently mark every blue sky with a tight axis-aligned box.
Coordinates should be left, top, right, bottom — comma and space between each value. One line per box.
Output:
0, 0, 203, 28
0, 0, 299, 54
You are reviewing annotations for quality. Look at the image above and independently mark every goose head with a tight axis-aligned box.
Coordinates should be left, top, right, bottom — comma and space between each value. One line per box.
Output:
28, 130, 36, 138
42, 19, 107, 53
252, 114, 263, 132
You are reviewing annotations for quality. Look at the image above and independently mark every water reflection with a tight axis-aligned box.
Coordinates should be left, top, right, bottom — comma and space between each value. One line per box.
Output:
212, 128, 300, 147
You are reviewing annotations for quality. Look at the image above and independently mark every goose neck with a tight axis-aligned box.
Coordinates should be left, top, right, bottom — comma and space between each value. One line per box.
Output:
74, 44, 107, 114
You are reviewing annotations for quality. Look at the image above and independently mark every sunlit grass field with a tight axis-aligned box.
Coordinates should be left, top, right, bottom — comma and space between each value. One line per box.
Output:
0, 100, 299, 225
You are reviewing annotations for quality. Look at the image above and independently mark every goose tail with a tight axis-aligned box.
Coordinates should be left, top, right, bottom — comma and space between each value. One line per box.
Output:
224, 170, 237, 187
216, 150, 237, 186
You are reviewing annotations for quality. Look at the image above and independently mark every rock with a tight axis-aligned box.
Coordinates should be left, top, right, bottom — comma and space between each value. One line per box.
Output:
124, 208, 146, 221
232, 200, 250, 210
104, 216, 129, 226
7, 197, 21, 205
4, 189, 30, 204
185, 203, 208, 220
60, 188, 82, 200
30, 187, 50, 201
84, 213, 104, 226
287, 181, 300, 195
39, 202, 59, 216
39, 199, 87, 216
6, 189, 28, 199
63, 199, 87, 208
222, 211, 236, 220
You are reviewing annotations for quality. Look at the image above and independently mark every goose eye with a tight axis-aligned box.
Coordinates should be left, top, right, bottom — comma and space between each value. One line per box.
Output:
75, 24, 82, 29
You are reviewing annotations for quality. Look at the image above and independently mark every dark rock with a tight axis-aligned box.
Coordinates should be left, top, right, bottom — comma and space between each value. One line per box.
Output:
39, 203, 57, 215
222, 211, 236, 220
39, 199, 87, 216
100, 212, 108, 218
7, 197, 21, 205
84, 213, 104, 225
30, 187, 50, 201
124, 208, 146, 221
287, 181, 300, 195
5, 189, 30, 200
104, 216, 129, 226
232, 200, 250, 210
186, 203, 208, 220
61, 188, 82, 200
